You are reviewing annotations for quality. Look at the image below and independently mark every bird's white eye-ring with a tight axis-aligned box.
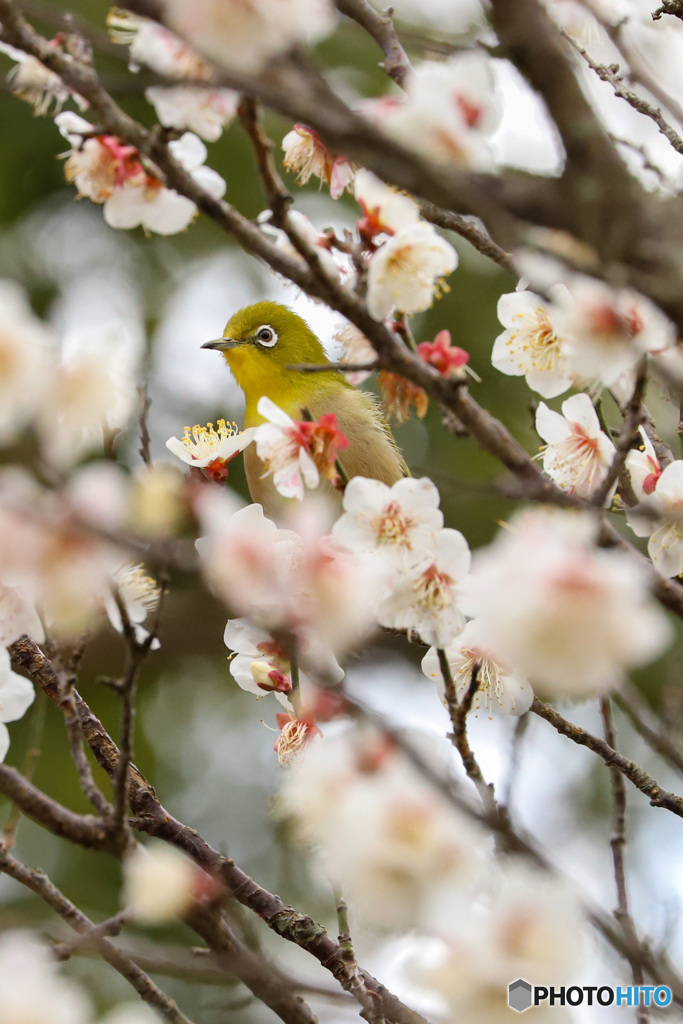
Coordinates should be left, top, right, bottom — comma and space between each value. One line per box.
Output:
255, 325, 278, 347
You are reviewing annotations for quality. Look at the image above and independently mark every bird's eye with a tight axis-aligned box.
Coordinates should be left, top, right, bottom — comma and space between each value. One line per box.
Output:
255, 325, 278, 347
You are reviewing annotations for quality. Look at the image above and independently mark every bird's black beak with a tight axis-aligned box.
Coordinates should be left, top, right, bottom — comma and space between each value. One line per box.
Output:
201, 337, 243, 351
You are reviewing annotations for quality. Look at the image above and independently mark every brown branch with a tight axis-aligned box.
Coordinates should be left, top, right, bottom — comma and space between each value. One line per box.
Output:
58, 666, 111, 818
334, 0, 411, 87
0, 762, 115, 851
8, 636, 429, 1024
0, 846, 195, 1024
419, 199, 517, 277
531, 697, 683, 816
600, 698, 649, 1023
237, 96, 293, 221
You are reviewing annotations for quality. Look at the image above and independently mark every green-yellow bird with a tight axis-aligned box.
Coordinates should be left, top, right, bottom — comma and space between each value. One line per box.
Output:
202, 301, 406, 515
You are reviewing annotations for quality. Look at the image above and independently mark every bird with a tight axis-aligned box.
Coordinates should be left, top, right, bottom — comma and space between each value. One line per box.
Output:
202, 301, 406, 514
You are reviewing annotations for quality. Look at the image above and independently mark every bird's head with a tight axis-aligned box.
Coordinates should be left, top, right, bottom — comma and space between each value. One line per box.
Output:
202, 301, 328, 388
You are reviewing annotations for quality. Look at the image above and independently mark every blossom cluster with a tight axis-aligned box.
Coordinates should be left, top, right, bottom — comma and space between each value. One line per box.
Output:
279, 725, 588, 1013
56, 113, 226, 235
492, 279, 677, 398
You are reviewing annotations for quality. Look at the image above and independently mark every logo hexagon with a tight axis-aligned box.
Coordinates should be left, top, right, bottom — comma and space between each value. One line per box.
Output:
508, 979, 533, 1013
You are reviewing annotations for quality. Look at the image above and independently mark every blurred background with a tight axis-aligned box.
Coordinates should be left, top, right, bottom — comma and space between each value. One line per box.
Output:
2, 1, 683, 1021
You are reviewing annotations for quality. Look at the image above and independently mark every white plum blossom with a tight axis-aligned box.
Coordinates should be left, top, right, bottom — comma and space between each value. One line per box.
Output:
279, 726, 487, 929
123, 844, 215, 923
0, 280, 55, 447
422, 861, 586, 1023
165, 0, 336, 74
553, 276, 677, 387
463, 509, 672, 696
421, 618, 534, 717
196, 502, 295, 621
0, 931, 91, 1024
38, 323, 139, 469
627, 459, 683, 577
56, 115, 225, 234
0, 647, 35, 763
535, 392, 616, 501
105, 563, 160, 647
491, 290, 573, 398
354, 169, 420, 236
378, 528, 471, 647
367, 221, 458, 321
331, 476, 443, 572
282, 124, 356, 198
146, 86, 240, 142
0, 582, 44, 646
166, 419, 256, 482
374, 52, 499, 168
0, 40, 86, 116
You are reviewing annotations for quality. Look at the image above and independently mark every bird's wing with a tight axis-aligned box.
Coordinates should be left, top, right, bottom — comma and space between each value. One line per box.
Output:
308, 385, 409, 484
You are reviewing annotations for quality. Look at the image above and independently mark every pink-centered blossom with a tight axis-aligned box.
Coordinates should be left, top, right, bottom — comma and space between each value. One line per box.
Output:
254, 396, 349, 500
56, 115, 225, 235
535, 392, 616, 501
626, 426, 662, 499
463, 508, 672, 695
627, 458, 683, 577
331, 476, 443, 572
123, 844, 219, 924
371, 52, 499, 168
554, 276, 677, 387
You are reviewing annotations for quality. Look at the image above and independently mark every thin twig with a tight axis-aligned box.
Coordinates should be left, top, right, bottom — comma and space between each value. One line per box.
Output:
531, 697, 683, 816
7, 635, 431, 1024
562, 27, 683, 156
0, 846, 195, 1024
334, 0, 411, 87
614, 685, 683, 777
600, 698, 649, 1024
138, 383, 153, 467
593, 359, 647, 506
419, 199, 517, 277
437, 653, 496, 811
